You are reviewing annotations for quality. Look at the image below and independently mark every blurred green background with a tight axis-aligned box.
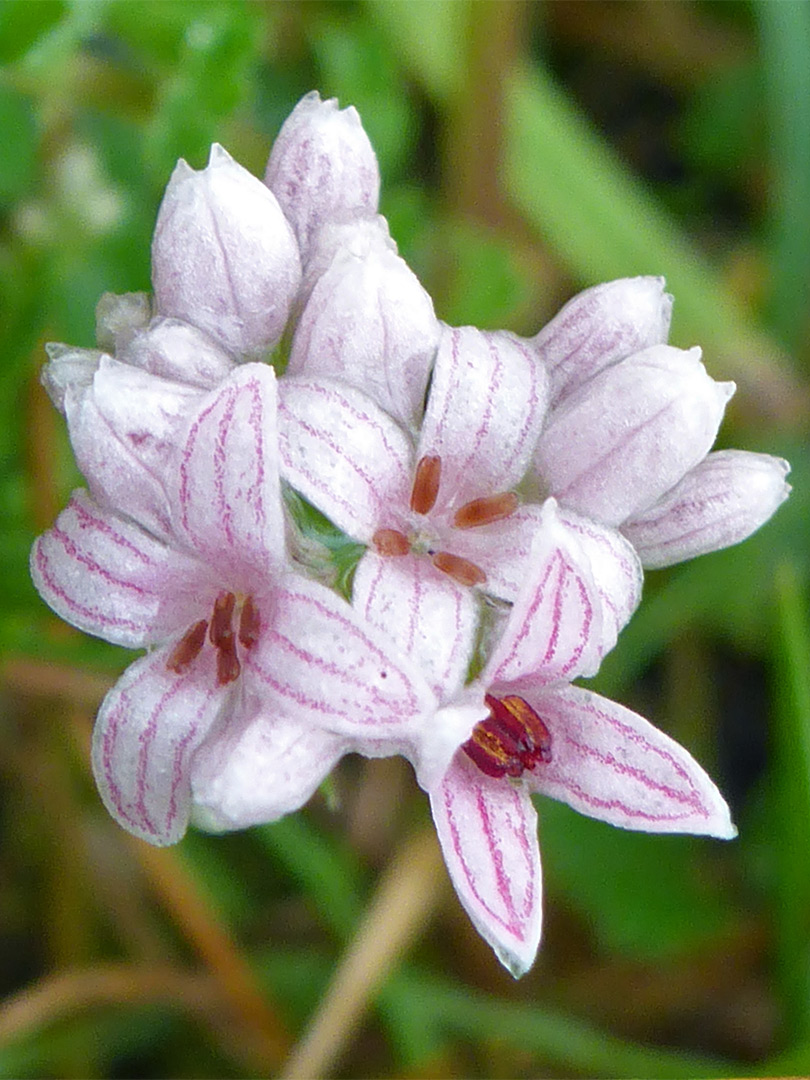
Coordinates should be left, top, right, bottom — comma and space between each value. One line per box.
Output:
2, 1, 810, 1077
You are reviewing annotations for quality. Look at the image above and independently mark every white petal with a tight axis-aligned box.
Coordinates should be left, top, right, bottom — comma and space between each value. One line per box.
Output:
486, 501, 604, 686
622, 450, 791, 568
419, 326, 549, 510
353, 552, 478, 698
278, 377, 413, 541
526, 684, 736, 838
92, 643, 229, 845
244, 574, 435, 746
67, 356, 202, 540
30, 491, 191, 647
534, 276, 672, 406
169, 363, 284, 580
536, 345, 734, 526
430, 753, 542, 977
191, 712, 347, 831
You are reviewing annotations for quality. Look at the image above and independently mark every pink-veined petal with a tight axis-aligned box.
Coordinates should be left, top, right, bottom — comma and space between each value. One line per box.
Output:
66, 356, 203, 540
420, 326, 549, 509
533, 276, 672, 407
353, 551, 477, 698
278, 377, 413, 541
30, 490, 193, 648
244, 574, 435, 745
525, 684, 736, 838
447, 502, 545, 602
169, 363, 284, 579
536, 345, 734, 526
430, 753, 542, 977
556, 506, 643, 648
622, 449, 791, 568
191, 712, 348, 831
91, 643, 229, 845
485, 501, 603, 686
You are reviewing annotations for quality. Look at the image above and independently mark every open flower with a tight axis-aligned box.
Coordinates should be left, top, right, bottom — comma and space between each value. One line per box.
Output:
279, 322, 560, 687
31, 364, 436, 844
357, 502, 736, 976
531, 277, 791, 566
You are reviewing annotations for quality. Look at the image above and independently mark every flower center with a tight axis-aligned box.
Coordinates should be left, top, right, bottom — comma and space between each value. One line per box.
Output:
462, 693, 552, 778
166, 592, 260, 686
371, 455, 518, 587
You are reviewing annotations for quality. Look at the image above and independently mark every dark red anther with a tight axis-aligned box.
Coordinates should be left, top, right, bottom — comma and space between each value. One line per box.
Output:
410, 455, 441, 515
462, 693, 552, 778
372, 528, 411, 557
216, 635, 241, 685
210, 591, 236, 647
238, 595, 261, 649
432, 551, 487, 587
166, 620, 208, 674
453, 491, 519, 530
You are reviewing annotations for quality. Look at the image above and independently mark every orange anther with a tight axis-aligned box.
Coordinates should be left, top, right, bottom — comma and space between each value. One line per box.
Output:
238, 595, 261, 649
410, 455, 442, 515
453, 491, 518, 529
210, 591, 236, 647
372, 528, 411, 557
432, 551, 487, 587
166, 620, 208, 674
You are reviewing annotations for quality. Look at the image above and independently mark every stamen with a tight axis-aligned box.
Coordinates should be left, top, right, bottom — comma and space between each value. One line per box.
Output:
216, 635, 241, 685
210, 591, 236, 647
410, 455, 441, 515
372, 528, 411, 557
432, 551, 487, 587
453, 492, 519, 530
238, 595, 261, 649
166, 620, 208, 674
462, 693, 552, 778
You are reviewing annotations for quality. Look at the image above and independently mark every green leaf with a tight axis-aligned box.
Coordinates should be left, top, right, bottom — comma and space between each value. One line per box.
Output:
0, 86, 37, 205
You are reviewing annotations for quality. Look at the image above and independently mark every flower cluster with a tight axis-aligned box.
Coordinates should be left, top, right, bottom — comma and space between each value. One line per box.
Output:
32, 92, 790, 976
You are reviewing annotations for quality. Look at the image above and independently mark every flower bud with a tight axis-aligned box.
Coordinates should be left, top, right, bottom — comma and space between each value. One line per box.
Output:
534, 277, 672, 406
265, 91, 380, 261
288, 216, 439, 428
95, 291, 152, 353
41, 343, 102, 415
152, 144, 301, 357
535, 344, 734, 526
120, 318, 236, 390
622, 450, 791, 568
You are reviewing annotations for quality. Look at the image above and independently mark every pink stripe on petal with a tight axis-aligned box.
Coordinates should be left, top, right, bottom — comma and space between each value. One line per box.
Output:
30, 491, 174, 647
92, 644, 227, 845
172, 365, 282, 574
247, 576, 434, 741
278, 378, 413, 541
528, 685, 735, 838
353, 552, 477, 698
431, 754, 542, 976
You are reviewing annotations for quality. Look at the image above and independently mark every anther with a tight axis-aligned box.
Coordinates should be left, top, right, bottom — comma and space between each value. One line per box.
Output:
453, 492, 519, 530
462, 693, 552, 778
210, 591, 236, 647
372, 528, 411, 557
238, 595, 261, 649
216, 635, 241, 686
410, 455, 441, 515
432, 551, 487, 587
166, 620, 208, 674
